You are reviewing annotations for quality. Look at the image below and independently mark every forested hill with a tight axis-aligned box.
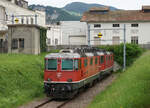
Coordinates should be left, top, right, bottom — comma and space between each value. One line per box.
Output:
29, 2, 118, 23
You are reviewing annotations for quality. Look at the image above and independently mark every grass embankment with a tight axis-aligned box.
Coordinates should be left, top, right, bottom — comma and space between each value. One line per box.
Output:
88, 51, 150, 108
0, 54, 46, 108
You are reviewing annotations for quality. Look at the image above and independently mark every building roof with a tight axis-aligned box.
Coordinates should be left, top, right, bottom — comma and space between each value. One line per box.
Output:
81, 6, 150, 22
7, 24, 47, 29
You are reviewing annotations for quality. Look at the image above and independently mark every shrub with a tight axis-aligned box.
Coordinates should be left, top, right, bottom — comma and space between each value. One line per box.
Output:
98, 43, 143, 67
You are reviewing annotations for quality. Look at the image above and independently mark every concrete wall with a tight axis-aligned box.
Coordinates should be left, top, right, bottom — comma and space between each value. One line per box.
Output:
8, 25, 41, 54
88, 22, 150, 45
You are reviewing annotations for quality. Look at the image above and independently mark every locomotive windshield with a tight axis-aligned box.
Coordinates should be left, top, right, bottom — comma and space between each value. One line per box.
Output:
62, 59, 73, 70
47, 59, 57, 70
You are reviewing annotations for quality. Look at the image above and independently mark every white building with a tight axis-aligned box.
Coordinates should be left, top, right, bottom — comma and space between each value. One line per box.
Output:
46, 21, 87, 46
81, 6, 150, 45
0, 0, 46, 26
0, 0, 46, 52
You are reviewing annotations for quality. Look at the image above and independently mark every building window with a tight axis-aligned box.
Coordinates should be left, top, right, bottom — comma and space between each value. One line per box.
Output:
26, 18, 29, 24
94, 24, 101, 28
47, 27, 51, 30
113, 24, 120, 27
56, 22, 60, 25
55, 39, 58, 45
19, 38, 24, 48
131, 36, 138, 44
31, 18, 34, 24
0, 39, 3, 48
47, 38, 51, 45
12, 39, 18, 49
21, 18, 24, 24
131, 24, 138, 27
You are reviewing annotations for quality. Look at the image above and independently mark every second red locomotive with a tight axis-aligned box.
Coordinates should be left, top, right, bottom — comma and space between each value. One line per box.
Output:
44, 47, 114, 99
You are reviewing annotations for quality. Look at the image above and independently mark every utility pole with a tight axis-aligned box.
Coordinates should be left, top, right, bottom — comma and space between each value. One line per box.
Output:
12, 14, 14, 24
87, 24, 90, 46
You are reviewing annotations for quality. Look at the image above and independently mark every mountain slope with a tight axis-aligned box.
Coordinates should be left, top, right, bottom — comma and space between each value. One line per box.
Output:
29, 5, 81, 23
29, 2, 119, 22
63, 2, 118, 14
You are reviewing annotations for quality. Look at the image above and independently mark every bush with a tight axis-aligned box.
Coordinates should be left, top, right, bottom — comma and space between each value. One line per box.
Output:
98, 43, 143, 67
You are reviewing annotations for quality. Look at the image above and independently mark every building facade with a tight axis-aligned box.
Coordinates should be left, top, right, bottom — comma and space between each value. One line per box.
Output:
8, 24, 42, 54
0, 0, 46, 53
46, 21, 87, 46
81, 6, 150, 45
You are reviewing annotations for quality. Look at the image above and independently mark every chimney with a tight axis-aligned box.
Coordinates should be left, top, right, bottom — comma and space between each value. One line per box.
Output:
89, 7, 109, 13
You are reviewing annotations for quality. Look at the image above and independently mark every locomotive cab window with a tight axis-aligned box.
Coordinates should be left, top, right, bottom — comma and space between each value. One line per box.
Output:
62, 59, 73, 70
47, 59, 57, 70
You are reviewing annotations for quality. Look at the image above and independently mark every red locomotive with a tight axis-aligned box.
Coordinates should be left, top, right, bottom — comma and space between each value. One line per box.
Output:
44, 47, 114, 99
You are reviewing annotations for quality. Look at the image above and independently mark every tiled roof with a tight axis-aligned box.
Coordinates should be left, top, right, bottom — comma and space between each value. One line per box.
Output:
81, 7, 150, 22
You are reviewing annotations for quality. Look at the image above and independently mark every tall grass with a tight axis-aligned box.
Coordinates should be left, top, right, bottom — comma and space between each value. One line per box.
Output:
88, 51, 150, 108
0, 54, 46, 108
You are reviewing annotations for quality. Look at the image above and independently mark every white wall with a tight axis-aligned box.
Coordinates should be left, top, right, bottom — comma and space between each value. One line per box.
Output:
88, 22, 150, 45
0, 5, 8, 38
61, 21, 87, 45
46, 21, 87, 46
46, 25, 61, 46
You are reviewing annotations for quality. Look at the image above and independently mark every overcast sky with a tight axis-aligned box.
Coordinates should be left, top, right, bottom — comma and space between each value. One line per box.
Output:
27, 0, 150, 10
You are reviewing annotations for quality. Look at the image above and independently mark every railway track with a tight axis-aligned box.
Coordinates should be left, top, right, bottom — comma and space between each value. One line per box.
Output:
34, 98, 72, 108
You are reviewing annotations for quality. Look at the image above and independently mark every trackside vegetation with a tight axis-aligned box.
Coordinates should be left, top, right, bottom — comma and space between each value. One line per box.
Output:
0, 54, 46, 108
88, 51, 150, 108
98, 43, 143, 66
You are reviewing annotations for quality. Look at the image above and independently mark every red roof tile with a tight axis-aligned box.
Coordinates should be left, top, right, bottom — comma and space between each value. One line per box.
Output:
81, 7, 150, 22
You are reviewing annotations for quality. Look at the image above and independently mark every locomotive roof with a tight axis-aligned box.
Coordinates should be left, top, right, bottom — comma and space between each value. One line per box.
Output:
45, 48, 112, 58
45, 53, 81, 59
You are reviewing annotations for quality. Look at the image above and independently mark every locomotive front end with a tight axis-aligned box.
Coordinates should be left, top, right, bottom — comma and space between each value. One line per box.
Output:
44, 50, 81, 99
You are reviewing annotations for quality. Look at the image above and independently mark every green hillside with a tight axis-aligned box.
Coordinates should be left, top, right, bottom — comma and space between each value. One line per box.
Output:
29, 2, 118, 22
63, 2, 118, 14
88, 51, 150, 108
0, 54, 45, 108
29, 5, 81, 22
